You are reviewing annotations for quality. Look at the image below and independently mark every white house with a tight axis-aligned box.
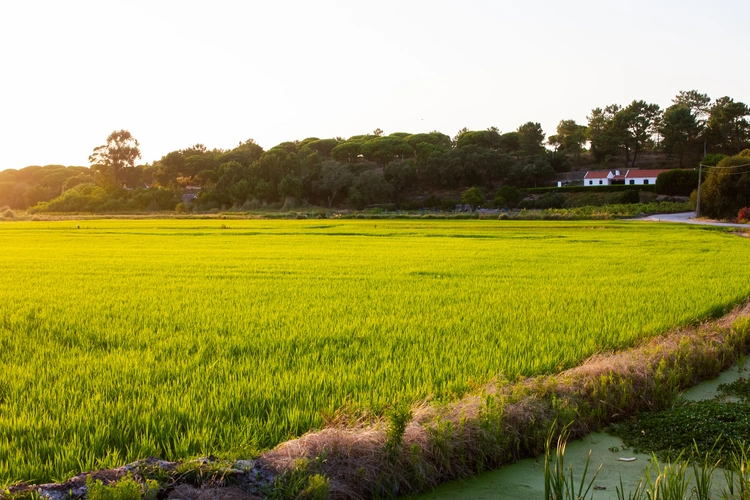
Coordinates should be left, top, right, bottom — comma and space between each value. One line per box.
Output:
581, 169, 669, 187
583, 170, 613, 186
624, 169, 669, 186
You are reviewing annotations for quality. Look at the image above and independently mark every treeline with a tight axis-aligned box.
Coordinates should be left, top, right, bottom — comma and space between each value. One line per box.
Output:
1, 89, 748, 214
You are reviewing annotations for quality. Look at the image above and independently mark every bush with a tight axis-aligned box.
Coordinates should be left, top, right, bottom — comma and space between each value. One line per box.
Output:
3, 209, 14, 218
535, 193, 566, 209
739, 207, 750, 223
699, 155, 750, 219
656, 169, 700, 196
423, 195, 441, 209
495, 186, 521, 205
620, 189, 641, 204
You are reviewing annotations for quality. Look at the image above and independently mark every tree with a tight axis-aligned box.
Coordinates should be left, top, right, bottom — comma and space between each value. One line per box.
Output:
89, 130, 141, 186
516, 122, 545, 157
278, 173, 303, 201
330, 141, 362, 163
460, 187, 484, 210
698, 154, 750, 219
455, 130, 501, 150
313, 161, 354, 208
384, 160, 416, 204
360, 137, 414, 166
548, 120, 587, 158
348, 170, 393, 208
672, 90, 711, 121
619, 100, 662, 168
587, 101, 661, 168
659, 105, 701, 167
706, 96, 750, 154
587, 105, 622, 161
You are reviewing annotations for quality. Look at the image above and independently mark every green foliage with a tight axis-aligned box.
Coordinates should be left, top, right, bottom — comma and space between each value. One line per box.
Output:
701, 153, 726, 166
385, 403, 413, 460
659, 105, 701, 167
30, 184, 181, 213
655, 169, 699, 196
543, 423, 601, 500
0, 220, 749, 484
610, 401, 750, 460
717, 377, 750, 403
89, 130, 142, 186
620, 189, 641, 204
495, 185, 520, 205
516, 122, 545, 157
699, 154, 750, 219
86, 473, 158, 500
460, 187, 484, 209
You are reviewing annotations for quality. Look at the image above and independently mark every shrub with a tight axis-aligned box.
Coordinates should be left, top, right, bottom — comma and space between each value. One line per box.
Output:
699, 155, 750, 219
739, 207, 750, 223
620, 189, 641, 204
495, 186, 521, 205
535, 193, 566, 209
423, 195, 441, 209
656, 169, 700, 196
3, 209, 14, 218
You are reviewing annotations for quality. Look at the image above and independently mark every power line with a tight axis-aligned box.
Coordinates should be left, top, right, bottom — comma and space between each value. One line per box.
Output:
699, 161, 750, 169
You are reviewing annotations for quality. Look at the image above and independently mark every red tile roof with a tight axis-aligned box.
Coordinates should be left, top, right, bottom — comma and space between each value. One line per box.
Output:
625, 169, 670, 178
584, 171, 611, 179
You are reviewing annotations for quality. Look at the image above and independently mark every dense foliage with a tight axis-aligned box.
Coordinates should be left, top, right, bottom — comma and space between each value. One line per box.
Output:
697, 151, 750, 219
1, 89, 747, 213
0, 220, 748, 484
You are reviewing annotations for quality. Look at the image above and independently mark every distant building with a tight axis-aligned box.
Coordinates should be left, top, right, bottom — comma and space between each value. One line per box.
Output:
583, 170, 615, 186
580, 169, 669, 187
624, 169, 669, 186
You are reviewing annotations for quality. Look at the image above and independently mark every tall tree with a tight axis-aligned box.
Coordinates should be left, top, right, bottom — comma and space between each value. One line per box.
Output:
516, 122, 545, 157
89, 130, 141, 186
548, 120, 587, 158
706, 96, 750, 154
672, 90, 711, 121
620, 100, 662, 168
587, 105, 621, 161
659, 105, 701, 167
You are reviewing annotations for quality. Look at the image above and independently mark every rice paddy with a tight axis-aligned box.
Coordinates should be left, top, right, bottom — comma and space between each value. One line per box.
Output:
0, 219, 748, 485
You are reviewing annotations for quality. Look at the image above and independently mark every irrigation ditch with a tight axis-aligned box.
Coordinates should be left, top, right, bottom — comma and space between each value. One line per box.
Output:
4, 301, 750, 500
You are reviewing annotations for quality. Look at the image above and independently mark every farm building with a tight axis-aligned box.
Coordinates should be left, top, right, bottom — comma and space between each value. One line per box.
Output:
624, 169, 669, 185
580, 169, 669, 187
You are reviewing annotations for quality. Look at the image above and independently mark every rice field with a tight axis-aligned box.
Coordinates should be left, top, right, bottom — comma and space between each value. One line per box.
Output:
0, 219, 748, 485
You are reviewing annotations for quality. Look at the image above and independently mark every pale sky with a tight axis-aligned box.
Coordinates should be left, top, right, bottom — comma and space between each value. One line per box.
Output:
1, 0, 748, 170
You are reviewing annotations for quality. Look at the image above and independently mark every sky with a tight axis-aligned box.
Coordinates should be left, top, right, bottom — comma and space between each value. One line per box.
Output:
1, 0, 748, 170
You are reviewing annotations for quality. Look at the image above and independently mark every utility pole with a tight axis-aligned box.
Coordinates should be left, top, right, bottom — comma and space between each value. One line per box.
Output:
696, 164, 702, 218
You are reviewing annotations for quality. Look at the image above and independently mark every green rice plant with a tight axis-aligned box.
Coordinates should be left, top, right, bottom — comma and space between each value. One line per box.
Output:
86, 473, 158, 500
0, 220, 748, 485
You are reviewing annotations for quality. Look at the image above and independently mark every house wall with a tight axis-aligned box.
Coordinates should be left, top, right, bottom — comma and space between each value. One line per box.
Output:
626, 177, 658, 185
584, 178, 609, 186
